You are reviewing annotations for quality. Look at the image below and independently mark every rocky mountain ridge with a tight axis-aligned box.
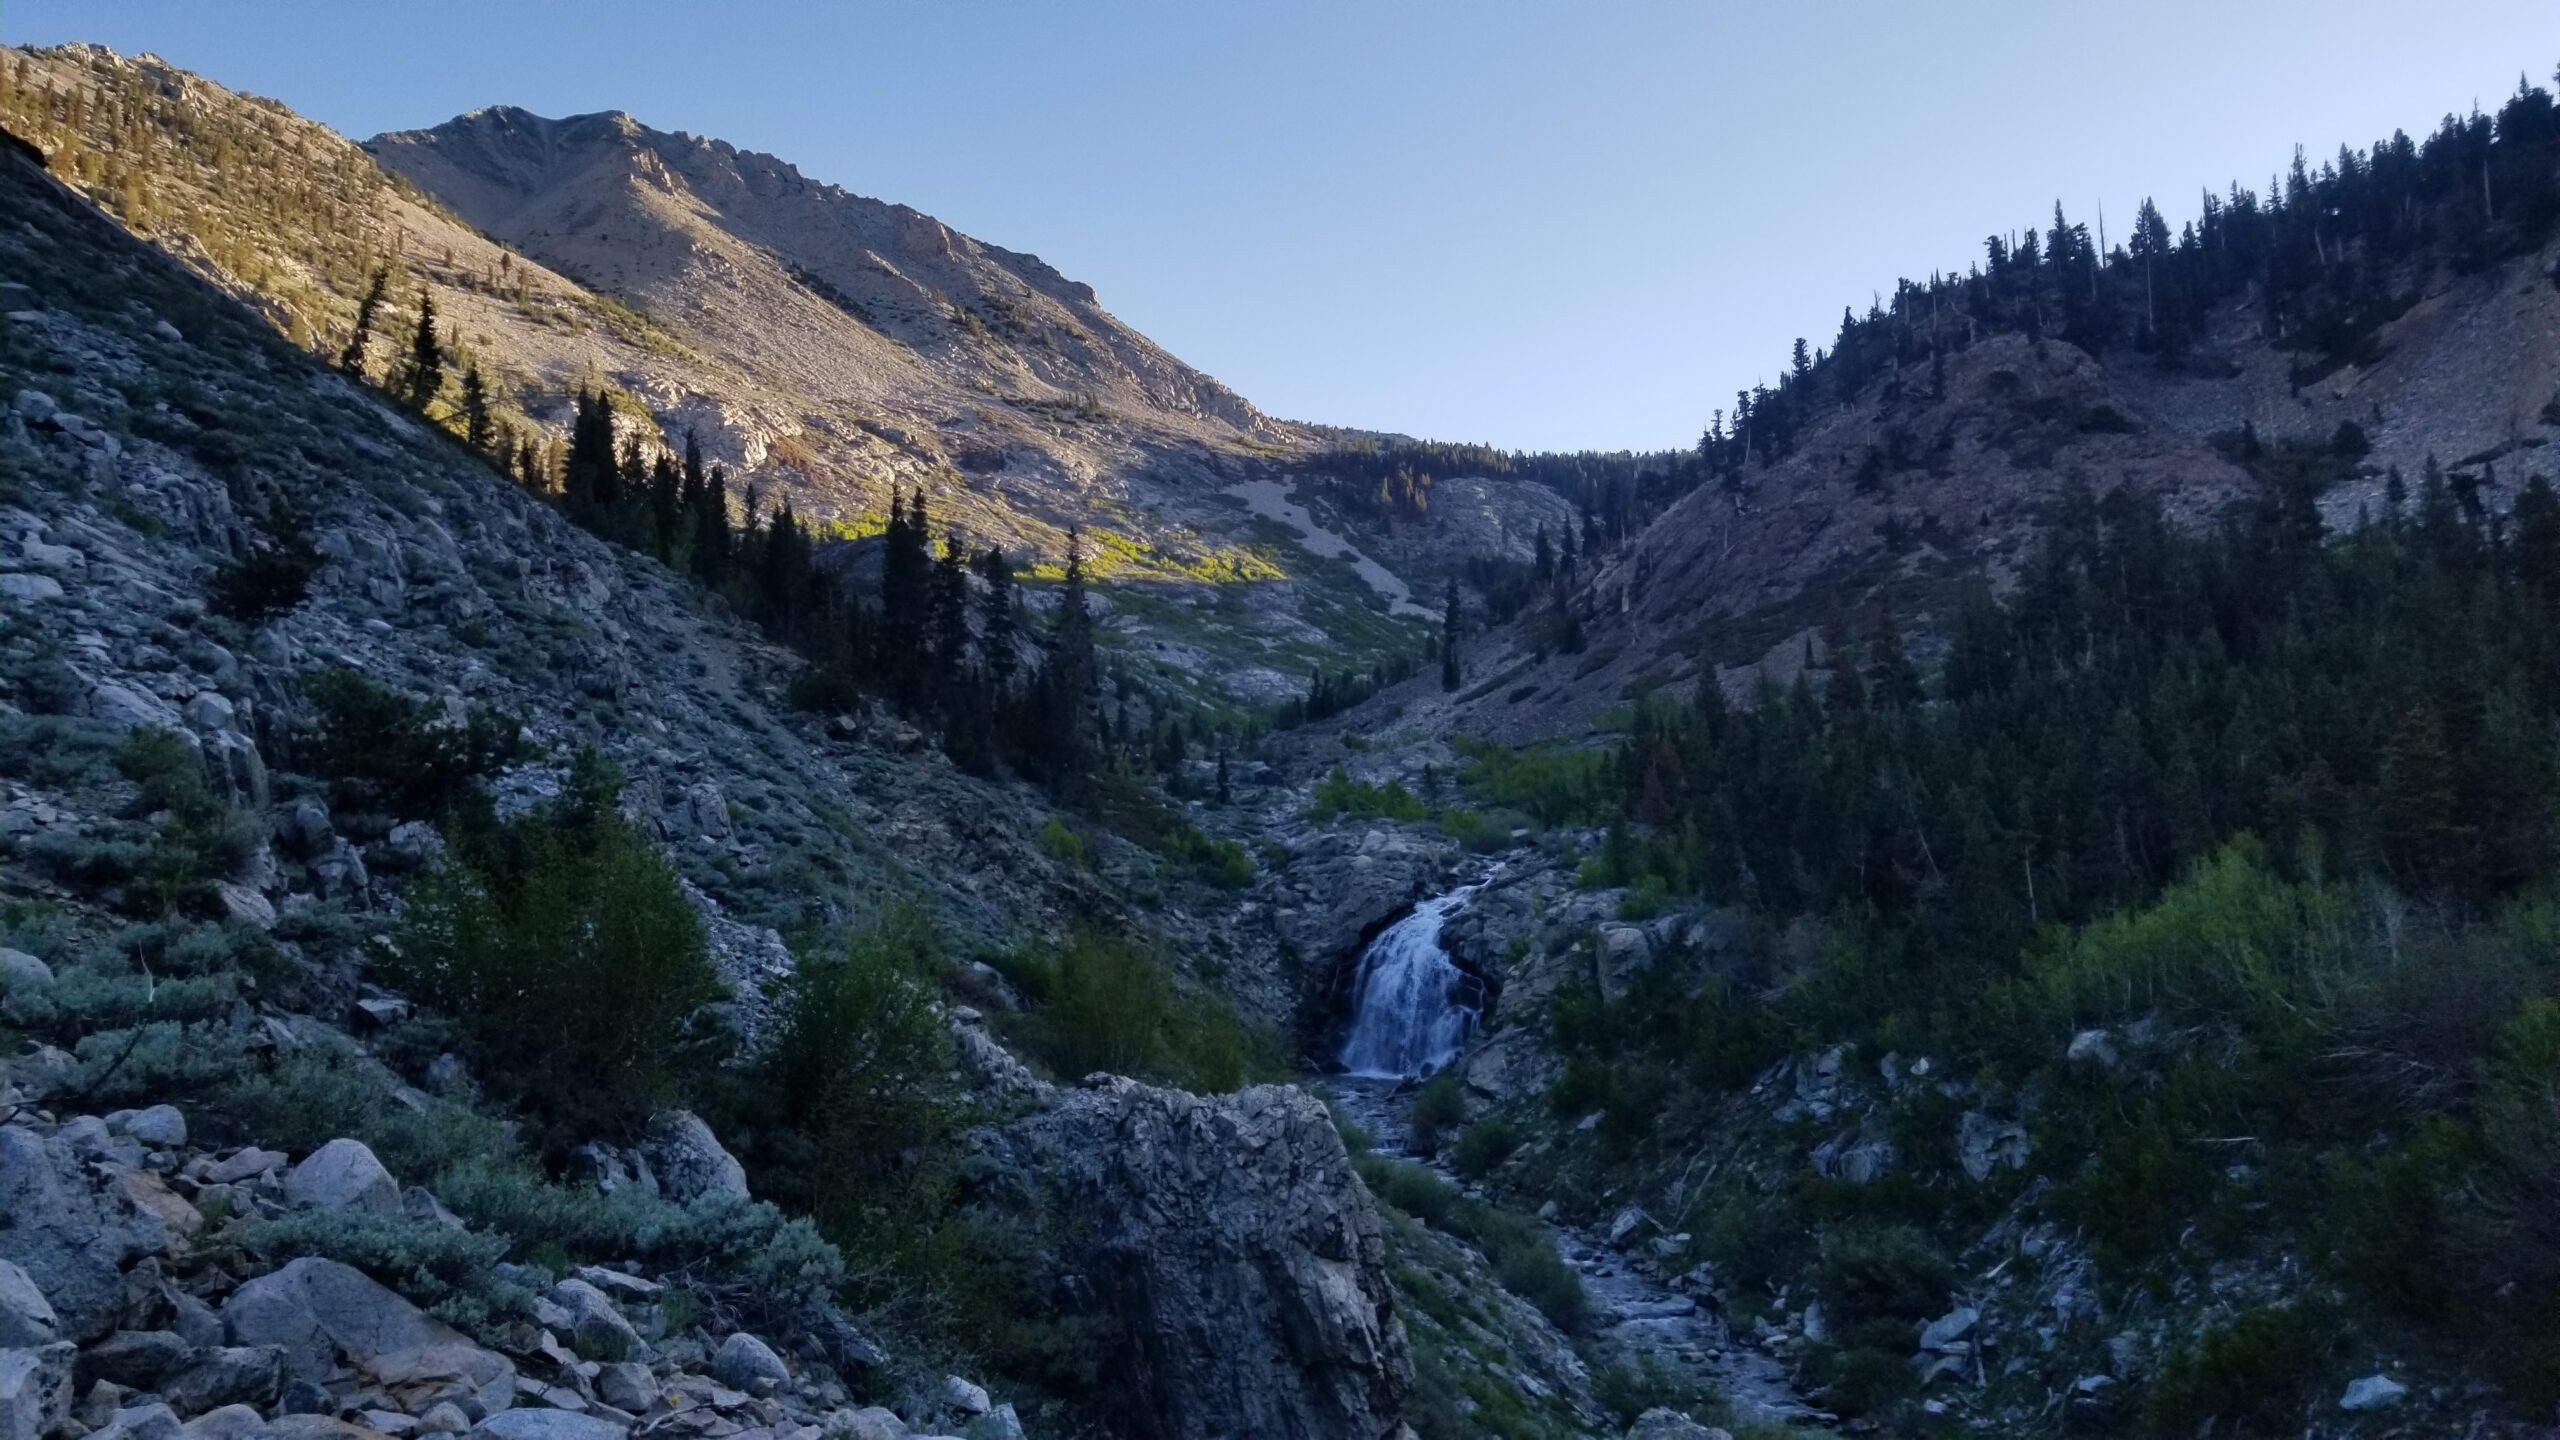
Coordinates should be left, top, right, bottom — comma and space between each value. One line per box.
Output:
1, 44, 1447, 707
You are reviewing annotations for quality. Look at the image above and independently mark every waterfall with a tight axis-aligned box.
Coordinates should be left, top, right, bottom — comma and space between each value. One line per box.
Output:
1338, 882, 1487, 1079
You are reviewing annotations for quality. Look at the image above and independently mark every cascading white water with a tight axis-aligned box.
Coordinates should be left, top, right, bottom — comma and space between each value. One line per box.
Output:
1338, 882, 1487, 1079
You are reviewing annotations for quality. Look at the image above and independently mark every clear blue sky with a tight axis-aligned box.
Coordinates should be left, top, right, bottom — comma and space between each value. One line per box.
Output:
11, 2, 2560, 451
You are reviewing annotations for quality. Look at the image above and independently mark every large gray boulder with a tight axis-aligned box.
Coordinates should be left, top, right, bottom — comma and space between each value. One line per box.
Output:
637, 1113, 746, 1205
541, 1280, 645, 1364
468, 1413, 627, 1440
0, 1264, 58, 1348
220, 1259, 513, 1417
1626, 1411, 1733, 1440
283, 1140, 400, 1215
159, 1347, 286, 1416
975, 1078, 1409, 1440
0, 1128, 173, 1341
0, 1343, 76, 1440
707, 1332, 784, 1390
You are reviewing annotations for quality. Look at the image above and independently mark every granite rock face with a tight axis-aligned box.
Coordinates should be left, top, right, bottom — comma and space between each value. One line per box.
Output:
980, 1077, 1409, 1440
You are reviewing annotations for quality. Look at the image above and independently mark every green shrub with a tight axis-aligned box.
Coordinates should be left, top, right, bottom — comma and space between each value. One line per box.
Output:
1037, 815, 1087, 866
1157, 821, 1254, 888
757, 911, 955, 1226
1802, 1342, 1917, 1419
1358, 1155, 1587, 1332
386, 753, 720, 1129
1452, 738, 1614, 827
1812, 1222, 1951, 1332
1449, 1116, 1521, 1180
1590, 1355, 1713, 1429
1407, 1072, 1468, 1156
1006, 929, 1276, 1094
239, 1209, 527, 1338
208, 503, 322, 622
303, 667, 519, 819
61, 1020, 251, 1104
2144, 1304, 2326, 1437
1309, 766, 1425, 823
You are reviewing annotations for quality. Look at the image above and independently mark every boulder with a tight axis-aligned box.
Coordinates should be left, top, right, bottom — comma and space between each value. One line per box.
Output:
181, 1404, 264, 1440
0, 1128, 173, 1341
242, 1420, 400, 1440
159, 1347, 285, 1416
2065, 1028, 2119, 1068
76, 1330, 193, 1390
0, 950, 51, 991
2339, 1374, 2407, 1411
1917, 1307, 1978, 1352
974, 1078, 1408, 1440
1606, 1207, 1658, 1249
221, 1259, 514, 1417
590, 1363, 653, 1415
942, 1374, 990, 1416
0, 1344, 76, 1440
1626, 1411, 1734, 1440
637, 1113, 747, 1205
1594, 923, 1655, 1002
84, 1401, 180, 1440
200, 1150, 286, 1186
0, 1264, 59, 1348
117, 1107, 187, 1150
1954, 1110, 2028, 1182
542, 1281, 646, 1365
468, 1413, 627, 1440
831, 1410, 904, 1440
966, 1406, 1027, 1440
284, 1140, 400, 1215
706, 1333, 783, 1391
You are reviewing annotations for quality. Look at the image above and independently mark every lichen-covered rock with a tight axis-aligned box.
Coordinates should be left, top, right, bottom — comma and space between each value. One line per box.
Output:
220, 1259, 513, 1418
637, 1112, 746, 1205
0, 1127, 174, 1341
977, 1077, 1408, 1440
0, 1343, 76, 1440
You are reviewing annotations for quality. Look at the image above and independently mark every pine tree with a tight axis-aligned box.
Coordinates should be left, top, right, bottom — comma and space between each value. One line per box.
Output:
975, 547, 1016, 691
691, 462, 731, 586
878, 488, 933, 705
401, 291, 444, 411
932, 537, 970, 702
339, 269, 387, 378
459, 365, 493, 455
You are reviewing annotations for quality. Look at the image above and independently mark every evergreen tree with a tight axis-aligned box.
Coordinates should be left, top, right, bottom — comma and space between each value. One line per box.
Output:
401, 290, 444, 410
690, 462, 731, 586
460, 365, 493, 455
932, 537, 970, 702
878, 489, 932, 705
975, 547, 1017, 691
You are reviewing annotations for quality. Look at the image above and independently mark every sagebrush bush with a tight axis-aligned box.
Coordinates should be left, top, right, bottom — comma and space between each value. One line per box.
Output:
239, 1209, 527, 1338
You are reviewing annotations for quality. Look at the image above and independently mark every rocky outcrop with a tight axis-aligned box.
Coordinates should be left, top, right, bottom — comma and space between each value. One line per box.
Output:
0, 1128, 177, 1342
222, 1259, 517, 1418
975, 1078, 1409, 1440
